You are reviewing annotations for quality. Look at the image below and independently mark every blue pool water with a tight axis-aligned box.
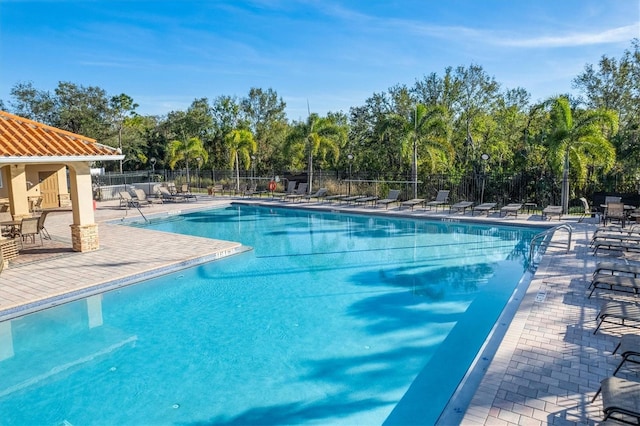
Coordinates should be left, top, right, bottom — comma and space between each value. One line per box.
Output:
0, 205, 537, 425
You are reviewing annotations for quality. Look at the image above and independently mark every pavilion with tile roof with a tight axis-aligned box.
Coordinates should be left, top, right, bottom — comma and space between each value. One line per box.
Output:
0, 110, 123, 251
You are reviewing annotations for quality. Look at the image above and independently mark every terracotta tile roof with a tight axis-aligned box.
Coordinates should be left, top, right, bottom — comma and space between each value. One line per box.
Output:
0, 110, 122, 160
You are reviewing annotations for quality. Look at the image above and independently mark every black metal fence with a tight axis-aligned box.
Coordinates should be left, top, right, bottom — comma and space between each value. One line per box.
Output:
92, 168, 640, 211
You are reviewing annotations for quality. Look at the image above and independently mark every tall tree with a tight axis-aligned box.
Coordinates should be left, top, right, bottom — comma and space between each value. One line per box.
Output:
225, 129, 257, 191
284, 113, 346, 193
545, 96, 618, 213
379, 104, 452, 198
241, 88, 288, 175
109, 93, 139, 173
166, 137, 209, 184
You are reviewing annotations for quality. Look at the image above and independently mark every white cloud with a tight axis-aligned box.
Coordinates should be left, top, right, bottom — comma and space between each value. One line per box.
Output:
489, 24, 638, 48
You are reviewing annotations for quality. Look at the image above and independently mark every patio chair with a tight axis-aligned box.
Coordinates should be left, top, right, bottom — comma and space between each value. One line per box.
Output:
324, 194, 348, 203
500, 203, 523, 218
243, 184, 258, 197
589, 273, 640, 298
30, 197, 43, 213
579, 197, 599, 223
472, 202, 497, 216
542, 205, 563, 220
425, 190, 450, 211
304, 188, 328, 203
37, 210, 51, 240
611, 334, 640, 376
449, 201, 474, 214
376, 189, 401, 209
400, 198, 425, 211
285, 183, 308, 202
16, 216, 42, 248
594, 261, 640, 278
277, 181, 297, 199
593, 300, 640, 334
119, 191, 139, 209
340, 194, 364, 204
134, 188, 162, 205
354, 194, 378, 206
0, 211, 13, 237
596, 376, 640, 424
157, 186, 186, 202
604, 202, 626, 227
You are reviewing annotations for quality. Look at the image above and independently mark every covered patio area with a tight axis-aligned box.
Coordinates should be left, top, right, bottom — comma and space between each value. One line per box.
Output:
0, 110, 123, 257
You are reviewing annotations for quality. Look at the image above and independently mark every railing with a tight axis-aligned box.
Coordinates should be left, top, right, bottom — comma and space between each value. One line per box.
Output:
528, 224, 573, 270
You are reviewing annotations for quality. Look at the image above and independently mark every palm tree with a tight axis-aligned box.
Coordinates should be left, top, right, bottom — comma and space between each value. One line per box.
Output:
545, 96, 618, 213
380, 104, 452, 198
167, 137, 208, 185
284, 113, 346, 193
225, 129, 257, 192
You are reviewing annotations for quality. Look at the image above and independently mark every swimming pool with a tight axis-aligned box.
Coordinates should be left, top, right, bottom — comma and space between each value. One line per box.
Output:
0, 205, 538, 425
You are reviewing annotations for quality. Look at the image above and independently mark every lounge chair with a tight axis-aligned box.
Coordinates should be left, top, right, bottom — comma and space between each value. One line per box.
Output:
591, 233, 640, 247
304, 188, 328, 203
589, 273, 640, 298
542, 205, 563, 220
472, 202, 497, 216
157, 186, 187, 202
376, 189, 401, 209
277, 181, 297, 199
400, 198, 425, 210
500, 203, 523, 218
425, 190, 450, 211
594, 262, 640, 278
325, 194, 348, 203
119, 191, 140, 209
354, 194, 378, 206
177, 184, 197, 201
593, 301, 640, 334
134, 188, 162, 205
611, 334, 640, 376
579, 197, 599, 223
596, 376, 640, 424
285, 183, 308, 202
592, 240, 640, 256
340, 194, 364, 204
449, 201, 474, 214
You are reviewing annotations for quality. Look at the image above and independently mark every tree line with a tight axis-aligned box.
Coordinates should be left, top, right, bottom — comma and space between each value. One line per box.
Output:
1, 40, 638, 201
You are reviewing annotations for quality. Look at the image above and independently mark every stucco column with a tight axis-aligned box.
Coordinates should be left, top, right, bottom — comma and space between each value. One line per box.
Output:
7, 164, 30, 219
68, 162, 99, 252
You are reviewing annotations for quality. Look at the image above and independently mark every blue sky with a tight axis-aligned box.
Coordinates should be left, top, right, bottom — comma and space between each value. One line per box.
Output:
1, 0, 638, 121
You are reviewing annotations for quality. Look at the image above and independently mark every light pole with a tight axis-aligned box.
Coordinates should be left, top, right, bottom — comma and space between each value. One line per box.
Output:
251, 155, 256, 185
480, 153, 489, 204
149, 157, 156, 194
196, 157, 201, 190
347, 153, 354, 195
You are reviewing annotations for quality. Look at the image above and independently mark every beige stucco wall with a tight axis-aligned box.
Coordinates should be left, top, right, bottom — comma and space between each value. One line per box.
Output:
0, 164, 68, 207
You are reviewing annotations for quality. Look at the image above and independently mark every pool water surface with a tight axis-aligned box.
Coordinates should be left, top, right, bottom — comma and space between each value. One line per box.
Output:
0, 205, 537, 425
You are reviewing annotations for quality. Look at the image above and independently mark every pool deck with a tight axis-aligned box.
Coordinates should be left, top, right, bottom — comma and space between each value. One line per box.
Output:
0, 195, 633, 425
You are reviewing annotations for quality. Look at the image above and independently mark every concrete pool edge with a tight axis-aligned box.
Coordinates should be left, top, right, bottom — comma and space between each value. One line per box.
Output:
0, 244, 251, 323
436, 227, 567, 424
